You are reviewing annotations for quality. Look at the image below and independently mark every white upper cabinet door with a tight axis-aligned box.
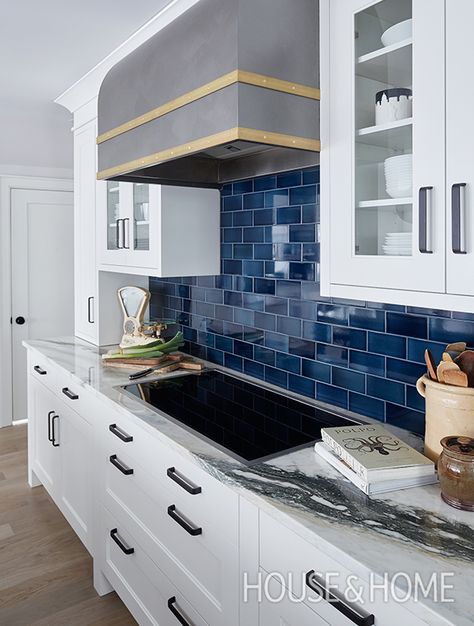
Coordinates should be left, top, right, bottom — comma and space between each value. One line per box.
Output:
98, 180, 130, 266
127, 182, 160, 269
326, 0, 445, 292
446, 0, 474, 296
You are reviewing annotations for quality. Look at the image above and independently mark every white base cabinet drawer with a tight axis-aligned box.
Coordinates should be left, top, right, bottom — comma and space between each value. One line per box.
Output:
102, 507, 209, 626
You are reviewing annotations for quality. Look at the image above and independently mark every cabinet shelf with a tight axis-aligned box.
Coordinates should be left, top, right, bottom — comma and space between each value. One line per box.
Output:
357, 198, 412, 208
357, 117, 412, 149
357, 39, 412, 84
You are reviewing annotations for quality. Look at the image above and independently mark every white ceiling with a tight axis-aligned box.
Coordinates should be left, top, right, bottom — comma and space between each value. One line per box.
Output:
0, 0, 173, 171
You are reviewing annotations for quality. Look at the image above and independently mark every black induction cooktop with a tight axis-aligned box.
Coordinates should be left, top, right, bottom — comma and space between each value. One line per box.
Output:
122, 370, 359, 464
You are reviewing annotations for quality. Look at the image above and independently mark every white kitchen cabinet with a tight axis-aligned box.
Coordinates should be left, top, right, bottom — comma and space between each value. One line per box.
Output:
321, 0, 474, 312
98, 181, 220, 277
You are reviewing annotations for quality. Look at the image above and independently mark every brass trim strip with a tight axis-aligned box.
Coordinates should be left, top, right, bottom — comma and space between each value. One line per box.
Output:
96, 127, 320, 180
97, 70, 320, 145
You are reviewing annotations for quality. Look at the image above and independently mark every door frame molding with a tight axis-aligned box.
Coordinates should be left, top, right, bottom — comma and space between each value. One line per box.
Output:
0, 175, 73, 427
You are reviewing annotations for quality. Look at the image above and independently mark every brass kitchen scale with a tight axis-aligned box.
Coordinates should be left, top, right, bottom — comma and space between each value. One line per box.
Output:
118, 286, 175, 349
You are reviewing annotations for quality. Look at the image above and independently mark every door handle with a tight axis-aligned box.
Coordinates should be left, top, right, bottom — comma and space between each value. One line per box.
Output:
109, 454, 134, 475
51, 414, 60, 447
109, 423, 133, 443
110, 528, 134, 555
167, 505, 202, 536
167, 596, 194, 626
123, 218, 130, 249
418, 186, 434, 254
167, 467, 202, 495
47, 410, 55, 442
87, 296, 95, 324
15, 316, 26, 325
34, 365, 47, 375
115, 219, 122, 249
62, 387, 78, 400
452, 183, 467, 254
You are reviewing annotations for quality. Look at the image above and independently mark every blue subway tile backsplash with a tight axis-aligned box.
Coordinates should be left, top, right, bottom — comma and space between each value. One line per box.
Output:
150, 166, 474, 437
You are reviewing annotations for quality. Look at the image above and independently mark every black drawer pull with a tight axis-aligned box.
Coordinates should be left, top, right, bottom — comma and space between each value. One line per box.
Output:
167, 505, 202, 536
167, 596, 193, 626
34, 365, 47, 375
109, 423, 133, 443
167, 467, 201, 495
47, 410, 54, 442
110, 528, 134, 555
51, 414, 60, 447
62, 387, 78, 400
109, 454, 134, 475
306, 571, 374, 626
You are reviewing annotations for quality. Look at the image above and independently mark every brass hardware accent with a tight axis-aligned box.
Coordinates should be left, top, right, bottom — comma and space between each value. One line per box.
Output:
96, 127, 320, 180
97, 70, 320, 145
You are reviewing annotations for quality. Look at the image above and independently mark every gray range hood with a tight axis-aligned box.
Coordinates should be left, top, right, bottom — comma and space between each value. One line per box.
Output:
97, 0, 320, 187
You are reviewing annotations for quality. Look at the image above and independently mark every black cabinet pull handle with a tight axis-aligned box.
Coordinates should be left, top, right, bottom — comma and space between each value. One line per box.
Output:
62, 387, 78, 400
51, 414, 60, 447
110, 528, 134, 555
34, 365, 47, 375
109, 454, 134, 475
47, 410, 54, 442
167, 505, 202, 536
167, 596, 193, 626
87, 296, 95, 324
452, 183, 467, 254
418, 186, 434, 254
306, 571, 374, 626
115, 219, 122, 249
109, 423, 133, 443
167, 467, 201, 495
123, 218, 130, 249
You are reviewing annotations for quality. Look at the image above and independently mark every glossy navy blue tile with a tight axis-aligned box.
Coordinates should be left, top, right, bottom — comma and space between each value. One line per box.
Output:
277, 171, 301, 188
429, 317, 474, 346
234, 307, 255, 326
224, 353, 243, 372
206, 319, 223, 334
254, 311, 276, 331
387, 312, 427, 339
254, 244, 273, 260
222, 321, 243, 339
385, 404, 424, 435
386, 358, 426, 385
367, 376, 405, 404
273, 243, 301, 261
261, 296, 286, 316
317, 383, 348, 409
233, 211, 253, 227
288, 374, 314, 398
233, 244, 253, 259
183, 326, 197, 342
407, 306, 451, 318
406, 384, 424, 411
265, 189, 288, 208
348, 307, 385, 332
317, 343, 348, 367
277, 206, 301, 224
368, 332, 406, 358
367, 301, 405, 312
215, 335, 233, 353
288, 337, 315, 359
332, 367, 365, 393
274, 316, 299, 337
288, 299, 316, 320
254, 175, 276, 191
289, 224, 315, 242
301, 359, 330, 383
233, 180, 253, 194
243, 192, 265, 209
221, 244, 233, 259
243, 359, 264, 380
223, 291, 242, 307
302, 244, 319, 263
223, 195, 242, 211
243, 326, 263, 344
303, 168, 320, 185
215, 305, 234, 321
302, 281, 327, 302
242, 293, 265, 311
215, 275, 233, 290
302, 321, 331, 343
266, 225, 288, 243
254, 278, 275, 295
317, 304, 348, 325
349, 393, 384, 421
254, 345, 275, 366
233, 276, 253, 292
191, 286, 205, 301
289, 185, 317, 205
205, 289, 223, 304
195, 302, 214, 317
234, 340, 253, 359
223, 260, 242, 275
452, 311, 474, 321
302, 204, 318, 223
197, 331, 214, 348
177, 285, 190, 299
243, 226, 265, 242
349, 350, 385, 377
333, 326, 366, 350
265, 331, 289, 352
264, 366, 288, 388
253, 209, 274, 226
289, 263, 315, 281
265, 261, 289, 279
276, 352, 301, 374
207, 348, 224, 366
276, 280, 301, 299
407, 338, 445, 364
221, 183, 232, 196
221, 212, 233, 227
242, 260, 264, 277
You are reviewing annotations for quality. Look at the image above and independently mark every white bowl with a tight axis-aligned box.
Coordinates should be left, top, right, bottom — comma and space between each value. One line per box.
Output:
381, 19, 412, 47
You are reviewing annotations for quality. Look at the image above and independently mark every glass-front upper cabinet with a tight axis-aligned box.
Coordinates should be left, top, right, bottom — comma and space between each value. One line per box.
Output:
132, 183, 150, 252
106, 181, 123, 253
325, 0, 445, 294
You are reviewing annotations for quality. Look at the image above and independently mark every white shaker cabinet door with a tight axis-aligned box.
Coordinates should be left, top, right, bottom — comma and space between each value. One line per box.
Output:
324, 0, 446, 293
446, 0, 474, 296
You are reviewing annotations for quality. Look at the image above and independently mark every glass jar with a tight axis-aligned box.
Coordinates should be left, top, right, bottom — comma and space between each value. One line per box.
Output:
438, 436, 474, 511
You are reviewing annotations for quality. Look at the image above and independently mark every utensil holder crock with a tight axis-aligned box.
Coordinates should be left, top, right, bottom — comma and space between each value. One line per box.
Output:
416, 375, 474, 461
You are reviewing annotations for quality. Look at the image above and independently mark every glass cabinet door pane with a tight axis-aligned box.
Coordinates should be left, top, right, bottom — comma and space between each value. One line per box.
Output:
354, 0, 413, 257
107, 182, 121, 251
133, 183, 150, 251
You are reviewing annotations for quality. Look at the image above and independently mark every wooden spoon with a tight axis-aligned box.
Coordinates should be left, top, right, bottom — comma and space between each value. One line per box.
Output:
446, 341, 467, 354
442, 352, 454, 362
437, 361, 460, 383
443, 368, 469, 387
424, 349, 438, 381
455, 350, 474, 387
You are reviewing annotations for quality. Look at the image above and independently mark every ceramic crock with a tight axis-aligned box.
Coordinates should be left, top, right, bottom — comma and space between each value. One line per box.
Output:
438, 436, 474, 511
416, 375, 474, 462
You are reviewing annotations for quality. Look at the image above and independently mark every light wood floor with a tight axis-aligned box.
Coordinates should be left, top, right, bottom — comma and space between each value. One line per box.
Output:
0, 424, 136, 625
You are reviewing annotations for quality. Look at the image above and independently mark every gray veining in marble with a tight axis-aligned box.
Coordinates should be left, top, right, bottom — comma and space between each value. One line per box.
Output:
24, 337, 474, 626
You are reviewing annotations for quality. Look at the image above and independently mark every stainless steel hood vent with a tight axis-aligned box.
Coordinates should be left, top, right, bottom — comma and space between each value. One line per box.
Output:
97, 0, 320, 187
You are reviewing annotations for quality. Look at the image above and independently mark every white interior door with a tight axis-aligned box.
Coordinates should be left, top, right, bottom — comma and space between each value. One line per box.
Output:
11, 188, 74, 421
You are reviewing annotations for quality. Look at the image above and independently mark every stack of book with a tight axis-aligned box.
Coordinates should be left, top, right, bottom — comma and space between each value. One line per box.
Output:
314, 423, 437, 495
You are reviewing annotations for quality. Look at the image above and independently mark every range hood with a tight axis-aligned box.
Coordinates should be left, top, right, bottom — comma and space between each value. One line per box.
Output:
97, 0, 320, 187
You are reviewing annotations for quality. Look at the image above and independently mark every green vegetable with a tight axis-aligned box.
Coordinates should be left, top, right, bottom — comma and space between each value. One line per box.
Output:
103, 331, 184, 360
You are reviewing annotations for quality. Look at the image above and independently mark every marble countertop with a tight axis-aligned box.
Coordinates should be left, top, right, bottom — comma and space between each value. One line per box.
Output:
25, 337, 474, 625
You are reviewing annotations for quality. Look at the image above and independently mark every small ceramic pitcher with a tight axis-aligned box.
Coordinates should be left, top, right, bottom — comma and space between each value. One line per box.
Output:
416, 375, 474, 461
438, 436, 474, 511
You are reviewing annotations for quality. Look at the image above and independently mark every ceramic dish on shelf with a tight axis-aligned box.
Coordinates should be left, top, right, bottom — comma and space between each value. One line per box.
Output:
384, 154, 413, 198
381, 19, 412, 47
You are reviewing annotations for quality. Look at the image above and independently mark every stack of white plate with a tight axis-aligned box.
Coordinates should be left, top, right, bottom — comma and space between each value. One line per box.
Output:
384, 154, 412, 198
382, 232, 412, 256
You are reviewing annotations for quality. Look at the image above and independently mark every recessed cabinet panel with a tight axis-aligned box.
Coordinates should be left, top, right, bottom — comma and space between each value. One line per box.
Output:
325, 0, 445, 293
